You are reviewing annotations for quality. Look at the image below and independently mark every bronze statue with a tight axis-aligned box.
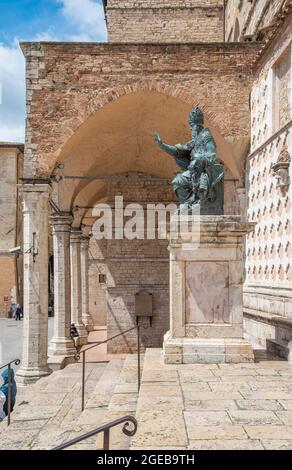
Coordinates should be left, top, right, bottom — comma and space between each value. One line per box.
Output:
154, 107, 224, 214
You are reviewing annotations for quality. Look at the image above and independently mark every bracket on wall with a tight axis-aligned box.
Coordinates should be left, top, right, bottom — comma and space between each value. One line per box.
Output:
272, 145, 291, 195
9, 232, 38, 263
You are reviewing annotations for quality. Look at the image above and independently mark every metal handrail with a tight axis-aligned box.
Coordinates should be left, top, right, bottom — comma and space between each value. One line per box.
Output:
52, 415, 138, 450
0, 359, 20, 426
77, 324, 144, 411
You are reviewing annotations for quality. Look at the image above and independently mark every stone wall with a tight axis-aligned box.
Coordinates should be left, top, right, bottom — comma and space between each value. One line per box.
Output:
20, 41, 261, 178
106, 0, 224, 43
88, 173, 176, 352
0, 145, 23, 316
244, 18, 292, 349
225, 0, 287, 41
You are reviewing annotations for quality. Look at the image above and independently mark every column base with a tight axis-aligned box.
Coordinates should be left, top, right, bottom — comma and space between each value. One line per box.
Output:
48, 337, 77, 370
82, 315, 95, 332
16, 365, 52, 386
76, 323, 88, 346
163, 331, 254, 364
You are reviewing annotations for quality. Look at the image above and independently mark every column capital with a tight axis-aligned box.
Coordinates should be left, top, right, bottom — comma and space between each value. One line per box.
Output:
20, 181, 52, 194
50, 212, 73, 231
81, 235, 91, 245
70, 228, 82, 242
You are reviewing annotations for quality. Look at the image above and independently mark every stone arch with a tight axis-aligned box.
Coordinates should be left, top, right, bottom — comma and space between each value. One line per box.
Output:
53, 88, 242, 211
51, 82, 233, 167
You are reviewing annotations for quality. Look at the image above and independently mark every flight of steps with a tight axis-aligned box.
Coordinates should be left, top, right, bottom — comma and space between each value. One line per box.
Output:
67, 354, 143, 450
0, 355, 143, 450
267, 338, 292, 361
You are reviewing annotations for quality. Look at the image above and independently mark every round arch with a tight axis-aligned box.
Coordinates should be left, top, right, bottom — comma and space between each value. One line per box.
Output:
54, 89, 242, 211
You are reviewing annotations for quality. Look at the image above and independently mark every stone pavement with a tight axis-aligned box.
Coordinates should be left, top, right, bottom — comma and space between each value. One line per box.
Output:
0, 353, 142, 450
131, 349, 292, 450
0, 318, 54, 369
0, 362, 108, 449
1, 348, 292, 450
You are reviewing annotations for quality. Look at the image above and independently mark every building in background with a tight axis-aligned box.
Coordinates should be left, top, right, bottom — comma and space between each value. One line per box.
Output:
0, 143, 23, 317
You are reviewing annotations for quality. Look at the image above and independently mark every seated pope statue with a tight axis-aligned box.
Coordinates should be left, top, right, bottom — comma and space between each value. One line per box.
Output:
154, 107, 224, 214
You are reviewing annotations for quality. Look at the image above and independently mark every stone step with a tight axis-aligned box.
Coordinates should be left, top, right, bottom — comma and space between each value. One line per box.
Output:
94, 353, 144, 450
0, 362, 108, 449
266, 338, 291, 360
62, 358, 126, 450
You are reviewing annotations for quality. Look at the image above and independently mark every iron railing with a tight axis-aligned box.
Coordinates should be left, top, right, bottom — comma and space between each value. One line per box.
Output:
76, 324, 143, 411
0, 359, 20, 426
52, 415, 138, 450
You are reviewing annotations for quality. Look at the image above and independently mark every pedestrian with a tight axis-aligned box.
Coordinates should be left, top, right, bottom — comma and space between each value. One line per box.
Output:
15, 304, 22, 321
70, 323, 79, 339
0, 368, 17, 417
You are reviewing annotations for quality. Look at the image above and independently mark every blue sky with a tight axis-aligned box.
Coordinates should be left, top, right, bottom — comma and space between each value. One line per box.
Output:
0, 0, 107, 141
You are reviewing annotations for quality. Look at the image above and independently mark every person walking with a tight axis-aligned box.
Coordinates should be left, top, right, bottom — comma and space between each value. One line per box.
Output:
15, 304, 23, 321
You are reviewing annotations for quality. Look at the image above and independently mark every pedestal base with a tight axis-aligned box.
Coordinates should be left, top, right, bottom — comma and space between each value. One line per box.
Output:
76, 323, 88, 346
48, 338, 77, 370
164, 331, 254, 364
16, 366, 52, 386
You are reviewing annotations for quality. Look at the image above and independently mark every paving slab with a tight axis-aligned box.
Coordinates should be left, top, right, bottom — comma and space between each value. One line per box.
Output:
188, 439, 264, 450
228, 410, 281, 425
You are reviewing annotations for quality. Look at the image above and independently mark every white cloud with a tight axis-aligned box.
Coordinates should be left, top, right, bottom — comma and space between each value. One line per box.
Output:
58, 0, 107, 41
0, 0, 107, 143
0, 42, 25, 142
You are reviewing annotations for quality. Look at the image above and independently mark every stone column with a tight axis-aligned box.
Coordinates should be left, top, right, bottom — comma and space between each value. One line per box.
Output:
48, 213, 76, 369
81, 236, 94, 332
70, 229, 88, 346
16, 183, 51, 384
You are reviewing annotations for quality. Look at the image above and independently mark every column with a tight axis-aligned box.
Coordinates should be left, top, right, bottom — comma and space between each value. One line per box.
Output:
70, 229, 88, 346
81, 236, 94, 332
48, 213, 76, 368
16, 183, 51, 384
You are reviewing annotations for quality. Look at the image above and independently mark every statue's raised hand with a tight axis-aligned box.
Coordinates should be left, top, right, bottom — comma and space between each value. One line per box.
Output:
154, 133, 162, 147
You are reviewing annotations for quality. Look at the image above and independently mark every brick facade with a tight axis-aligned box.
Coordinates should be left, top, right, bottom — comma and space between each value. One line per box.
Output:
105, 0, 224, 43
21, 41, 260, 178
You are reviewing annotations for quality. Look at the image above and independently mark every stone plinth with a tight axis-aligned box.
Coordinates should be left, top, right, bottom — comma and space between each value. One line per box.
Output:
163, 215, 255, 364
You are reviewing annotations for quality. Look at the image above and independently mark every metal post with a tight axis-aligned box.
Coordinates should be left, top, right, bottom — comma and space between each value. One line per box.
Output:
81, 351, 86, 412
103, 429, 110, 450
7, 364, 11, 426
137, 324, 141, 392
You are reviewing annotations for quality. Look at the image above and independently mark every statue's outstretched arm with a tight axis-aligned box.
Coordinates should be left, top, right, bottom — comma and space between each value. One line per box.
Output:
154, 133, 178, 157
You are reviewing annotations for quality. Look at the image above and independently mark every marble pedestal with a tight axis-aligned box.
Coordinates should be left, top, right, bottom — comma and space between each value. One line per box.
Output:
163, 215, 255, 364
